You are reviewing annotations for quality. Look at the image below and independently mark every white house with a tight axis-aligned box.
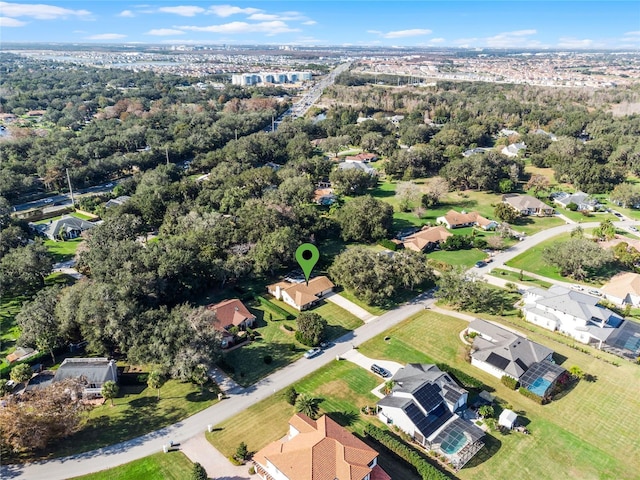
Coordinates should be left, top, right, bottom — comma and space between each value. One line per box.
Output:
377, 364, 484, 471
267, 276, 334, 311
554, 191, 599, 211
436, 210, 497, 230
501, 142, 526, 157
522, 286, 623, 348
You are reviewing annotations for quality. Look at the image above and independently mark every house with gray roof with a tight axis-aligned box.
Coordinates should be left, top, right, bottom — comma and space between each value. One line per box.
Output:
501, 142, 526, 157
554, 191, 599, 211
104, 195, 131, 209
52, 358, 118, 398
467, 319, 555, 380
377, 363, 484, 471
502, 194, 555, 216
34, 215, 96, 241
337, 161, 377, 175
522, 285, 623, 348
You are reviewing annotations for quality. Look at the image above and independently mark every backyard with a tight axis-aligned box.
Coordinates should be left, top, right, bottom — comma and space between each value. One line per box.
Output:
356, 311, 640, 480
70, 451, 194, 480
44, 238, 83, 262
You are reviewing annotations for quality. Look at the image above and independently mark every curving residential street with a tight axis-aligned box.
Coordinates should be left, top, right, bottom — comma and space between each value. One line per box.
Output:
2, 217, 635, 480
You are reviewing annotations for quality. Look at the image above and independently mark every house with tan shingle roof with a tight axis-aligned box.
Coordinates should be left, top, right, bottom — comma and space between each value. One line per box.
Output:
267, 276, 335, 311
253, 413, 391, 480
207, 299, 256, 348
602, 272, 640, 306
436, 210, 498, 230
502, 194, 554, 216
401, 226, 452, 252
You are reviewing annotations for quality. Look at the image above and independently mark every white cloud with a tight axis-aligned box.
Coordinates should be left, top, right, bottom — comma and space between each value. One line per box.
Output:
624, 31, 640, 36
557, 37, 594, 49
485, 29, 539, 47
208, 5, 262, 17
302, 20, 316, 26
179, 20, 299, 35
86, 33, 127, 40
158, 6, 205, 17
118, 10, 135, 18
371, 28, 432, 39
428, 37, 445, 44
0, 16, 26, 26
0, 2, 90, 19
146, 28, 185, 36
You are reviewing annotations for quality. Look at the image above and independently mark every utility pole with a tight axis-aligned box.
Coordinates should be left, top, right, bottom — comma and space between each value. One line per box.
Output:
235, 129, 238, 141
272, 115, 275, 131
165, 145, 169, 165
66, 168, 75, 207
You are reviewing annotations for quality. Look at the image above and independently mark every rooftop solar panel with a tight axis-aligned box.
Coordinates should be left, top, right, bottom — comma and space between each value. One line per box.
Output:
413, 382, 443, 413
486, 352, 510, 370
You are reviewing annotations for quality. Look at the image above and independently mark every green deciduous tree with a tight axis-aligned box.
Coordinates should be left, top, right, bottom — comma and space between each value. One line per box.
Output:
0, 242, 53, 296
147, 370, 166, 399
335, 195, 393, 242
295, 312, 327, 347
544, 238, 614, 280
284, 386, 298, 406
494, 202, 520, 223
16, 286, 63, 364
10, 363, 33, 384
191, 462, 208, 480
329, 167, 377, 195
101, 380, 119, 406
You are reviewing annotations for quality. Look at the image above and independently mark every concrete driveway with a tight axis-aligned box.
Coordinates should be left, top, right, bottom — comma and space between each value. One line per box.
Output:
341, 349, 404, 399
181, 433, 251, 480
325, 292, 377, 322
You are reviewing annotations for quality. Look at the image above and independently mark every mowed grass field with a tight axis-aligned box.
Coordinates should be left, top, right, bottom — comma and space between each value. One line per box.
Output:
69, 451, 193, 480
357, 311, 640, 480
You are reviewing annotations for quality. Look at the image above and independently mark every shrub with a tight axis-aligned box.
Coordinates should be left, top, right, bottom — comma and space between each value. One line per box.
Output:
284, 386, 298, 406
235, 441, 249, 462
255, 296, 293, 319
283, 324, 294, 332
191, 462, 208, 480
263, 355, 273, 365
364, 424, 451, 480
501, 375, 519, 390
248, 466, 256, 475
378, 238, 398, 251
519, 387, 546, 404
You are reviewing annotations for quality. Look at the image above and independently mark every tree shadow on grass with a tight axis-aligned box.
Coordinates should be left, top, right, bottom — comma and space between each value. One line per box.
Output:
325, 410, 359, 428
463, 432, 502, 469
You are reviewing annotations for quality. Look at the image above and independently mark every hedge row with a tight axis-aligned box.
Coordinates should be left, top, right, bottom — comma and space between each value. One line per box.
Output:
501, 375, 519, 390
378, 239, 398, 251
364, 424, 451, 480
435, 363, 484, 389
255, 296, 293, 320
518, 387, 546, 404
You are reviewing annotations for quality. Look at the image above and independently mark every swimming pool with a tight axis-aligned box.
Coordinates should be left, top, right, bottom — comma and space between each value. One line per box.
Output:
527, 377, 552, 396
440, 430, 468, 455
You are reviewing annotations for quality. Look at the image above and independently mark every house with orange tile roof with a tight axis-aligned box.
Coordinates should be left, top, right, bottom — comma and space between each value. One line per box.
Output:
401, 226, 452, 252
253, 413, 391, 480
436, 210, 498, 230
207, 299, 256, 348
267, 276, 335, 311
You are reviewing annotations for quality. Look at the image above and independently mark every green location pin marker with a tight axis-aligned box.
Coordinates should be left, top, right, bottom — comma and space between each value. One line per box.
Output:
296, 243, 320, 285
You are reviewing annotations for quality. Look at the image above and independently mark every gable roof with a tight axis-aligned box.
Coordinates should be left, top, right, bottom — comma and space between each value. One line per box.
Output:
502, 194, 553, 212
254, 413, 382, 480
53, 358, 117, 385
268, 276, 335, 309
468, 319, 554, 379
337, 161, 376, 175
402, 226, 452, 252
207, 299, 256, 331
602, 272, 640, 299
40, 215, 95, 240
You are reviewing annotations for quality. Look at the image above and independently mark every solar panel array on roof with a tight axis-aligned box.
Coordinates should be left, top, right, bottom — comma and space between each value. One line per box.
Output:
413, 382, 443, 413
404, 402, 453, 438
485, 352, 510, 370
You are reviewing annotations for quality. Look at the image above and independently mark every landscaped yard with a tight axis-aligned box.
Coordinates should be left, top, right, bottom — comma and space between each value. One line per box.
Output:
357, 311, 640, 480
428, 247, 487, 267
207, 360, 421, 480
0, 295, 26, 372
70, 451, 194, 480
44, 238, 83, 261
220, 297, 363, 387
488, 268, 553, 289
42, 375, 220, 459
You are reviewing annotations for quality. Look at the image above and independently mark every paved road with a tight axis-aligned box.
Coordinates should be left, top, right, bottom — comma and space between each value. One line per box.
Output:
5, 216, 638, 480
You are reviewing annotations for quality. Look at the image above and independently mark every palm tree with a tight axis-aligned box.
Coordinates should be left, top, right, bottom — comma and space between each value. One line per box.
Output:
295, 393, 319, 419
101, 380, 119, 407
383, 380, 395, 395
478, 405, 494, 419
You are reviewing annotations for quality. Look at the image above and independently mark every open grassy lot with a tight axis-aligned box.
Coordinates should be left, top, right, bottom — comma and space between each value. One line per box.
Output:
70, 451, 193, 480
338, 289, 388, 316
357, 311, 640, 480
44, 238, 83, 261
221, 298, 363, 387
428, 248, 487, 267
44, 376, 220, 459
488, 268, 552, 289
0, 295, 26, 372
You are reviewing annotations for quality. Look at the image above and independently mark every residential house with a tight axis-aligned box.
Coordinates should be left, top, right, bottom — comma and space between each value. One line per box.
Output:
522, 285, 623, 347
498, 128, 519, 137
313, 187, 337, 206
436, 210, 497, 230
401, 226, 452, 252
267, 276, 335, 311
104, 195, 131, 209
462, 147, 491, 157
34, 215, 96, 241
532, 128, 558, 142
6, 346, 37, 364
337, 161, 377, 176
501, 142, 526, 157
598, 235, 640, 253
207, 299, 256, 348
52, 358, 118, 398
467, 319, 567, 397
253, 413, 390, 480
502, 194, 555, 216
345, 152, 378, 163
377, 363, 484, 471
0, 113, 17, 123
601, 272, 640, 306
554, 192, 599, 211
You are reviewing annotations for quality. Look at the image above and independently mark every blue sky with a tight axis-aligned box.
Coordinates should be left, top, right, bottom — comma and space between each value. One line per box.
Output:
1, 1, 639, 48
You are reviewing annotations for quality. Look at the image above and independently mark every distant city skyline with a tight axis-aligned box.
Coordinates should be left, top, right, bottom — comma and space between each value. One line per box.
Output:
1, 1, 639, 49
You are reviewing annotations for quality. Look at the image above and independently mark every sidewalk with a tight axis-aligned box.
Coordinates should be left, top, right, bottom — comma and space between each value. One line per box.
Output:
180, 433, 251, 480
325, 292, 377, 322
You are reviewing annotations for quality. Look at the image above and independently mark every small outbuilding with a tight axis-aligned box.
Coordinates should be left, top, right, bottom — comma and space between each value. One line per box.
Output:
498, 409, 518, 430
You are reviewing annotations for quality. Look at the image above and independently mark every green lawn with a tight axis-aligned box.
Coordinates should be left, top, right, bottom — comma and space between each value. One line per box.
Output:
357, 311, 640, 480
221, 298, 363, 387
43, 376, 220, 459
488, 268, 553, 289
69, 451, 194, 480
428, 248, 487, 267
0, 295, 26, 372
338, 289, 389, 316
44, 238, 83, 261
